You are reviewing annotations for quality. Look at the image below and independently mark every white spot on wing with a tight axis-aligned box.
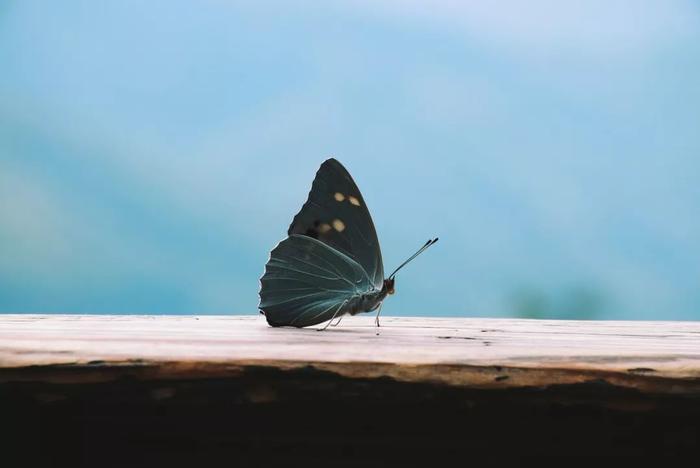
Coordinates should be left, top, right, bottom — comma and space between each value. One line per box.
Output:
332, 219, 346, 232
348, 196, 361, 206
334, 192, 345, 202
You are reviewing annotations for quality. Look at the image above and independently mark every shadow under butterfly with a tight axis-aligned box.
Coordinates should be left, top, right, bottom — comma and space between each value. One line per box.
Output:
259, 158, 438, 329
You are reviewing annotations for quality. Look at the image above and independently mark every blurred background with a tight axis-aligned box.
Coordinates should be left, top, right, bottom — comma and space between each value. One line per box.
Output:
1, 1, 699, 319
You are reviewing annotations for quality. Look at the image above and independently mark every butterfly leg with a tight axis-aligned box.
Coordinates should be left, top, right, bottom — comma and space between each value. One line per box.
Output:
318, 300, 348, 331
330, 314, 344, 327
375, 302, 383, 328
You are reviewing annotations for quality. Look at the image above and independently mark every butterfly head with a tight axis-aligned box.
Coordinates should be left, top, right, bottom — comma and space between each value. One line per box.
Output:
383, 278, 396, 295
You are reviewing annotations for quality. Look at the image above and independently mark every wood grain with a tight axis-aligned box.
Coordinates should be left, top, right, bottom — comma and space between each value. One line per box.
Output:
2, 315, 699, 393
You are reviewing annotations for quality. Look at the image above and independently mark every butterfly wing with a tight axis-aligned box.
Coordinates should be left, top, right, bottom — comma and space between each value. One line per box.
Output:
259, 234, 375, 327
288, 158, 384, 289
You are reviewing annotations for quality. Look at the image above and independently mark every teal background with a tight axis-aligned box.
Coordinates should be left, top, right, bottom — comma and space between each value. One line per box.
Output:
1, 1, 699, 319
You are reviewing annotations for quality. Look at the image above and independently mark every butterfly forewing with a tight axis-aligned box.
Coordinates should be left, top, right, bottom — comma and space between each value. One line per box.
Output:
259, 235, 374, 327
287, 158, 384, 289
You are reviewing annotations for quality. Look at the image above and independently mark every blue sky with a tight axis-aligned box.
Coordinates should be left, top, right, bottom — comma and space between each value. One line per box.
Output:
1, 1, 699, 319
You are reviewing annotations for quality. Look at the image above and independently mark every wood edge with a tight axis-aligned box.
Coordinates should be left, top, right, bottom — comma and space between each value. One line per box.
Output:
2, 359, 700, 396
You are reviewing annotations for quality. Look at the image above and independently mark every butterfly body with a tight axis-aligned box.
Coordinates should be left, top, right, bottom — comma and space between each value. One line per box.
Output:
259, 158, 431, 328
346, 279, 394, 315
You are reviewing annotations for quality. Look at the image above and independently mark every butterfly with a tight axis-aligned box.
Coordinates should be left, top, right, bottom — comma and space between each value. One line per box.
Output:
258, 158, 437, 329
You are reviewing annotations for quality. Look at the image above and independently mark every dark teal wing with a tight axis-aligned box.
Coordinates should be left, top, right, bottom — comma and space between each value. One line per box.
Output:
259, 234, 376, 327
288, 158, 384, 289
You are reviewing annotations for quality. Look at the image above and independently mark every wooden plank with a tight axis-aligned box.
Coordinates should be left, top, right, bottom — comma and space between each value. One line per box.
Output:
3, 315, 700, 465
1, 315, 700, 393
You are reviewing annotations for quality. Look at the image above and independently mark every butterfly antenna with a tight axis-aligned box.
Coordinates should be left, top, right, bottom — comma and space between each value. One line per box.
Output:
388, 238, 438, 279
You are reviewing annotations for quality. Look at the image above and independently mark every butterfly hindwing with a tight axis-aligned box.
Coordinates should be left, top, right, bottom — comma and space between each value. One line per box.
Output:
288, 158, 384, 289
259, 234, 375, 327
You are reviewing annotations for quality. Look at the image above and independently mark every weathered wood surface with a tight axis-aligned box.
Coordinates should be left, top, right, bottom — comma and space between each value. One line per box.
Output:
3, 315, 700, 465
2, 315, 700, 393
